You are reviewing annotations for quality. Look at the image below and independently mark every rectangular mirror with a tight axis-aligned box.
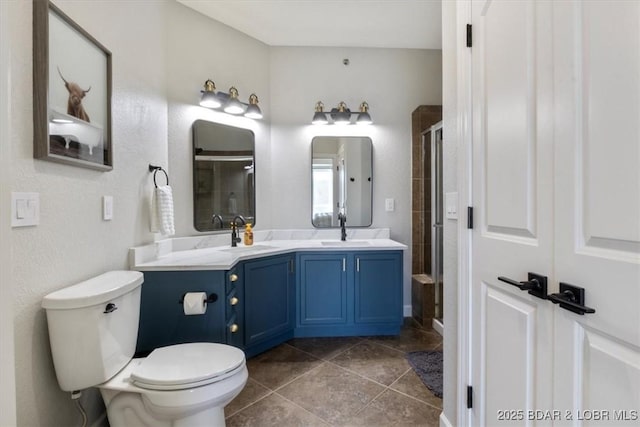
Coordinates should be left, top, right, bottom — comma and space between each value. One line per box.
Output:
311, 136, 372, 227
193, 120, 255, 231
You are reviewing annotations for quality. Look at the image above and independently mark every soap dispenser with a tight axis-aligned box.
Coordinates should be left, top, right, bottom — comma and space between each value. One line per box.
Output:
244, 223, 253, 246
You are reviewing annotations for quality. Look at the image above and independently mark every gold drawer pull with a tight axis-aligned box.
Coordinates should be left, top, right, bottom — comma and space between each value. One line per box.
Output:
230, 273, 238, 282
230, 323, 239, 333
230, 297, 239, 306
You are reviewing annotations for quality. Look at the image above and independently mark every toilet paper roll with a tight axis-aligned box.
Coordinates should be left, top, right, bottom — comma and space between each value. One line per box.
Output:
183, 292, 207, 315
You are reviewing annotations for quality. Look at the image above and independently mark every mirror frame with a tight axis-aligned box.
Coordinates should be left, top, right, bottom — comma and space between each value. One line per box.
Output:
311, 136, 373, 228
192, 120, 256, 232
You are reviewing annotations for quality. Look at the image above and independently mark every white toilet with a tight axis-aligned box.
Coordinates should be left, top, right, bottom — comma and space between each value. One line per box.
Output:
42, 270, 248, 427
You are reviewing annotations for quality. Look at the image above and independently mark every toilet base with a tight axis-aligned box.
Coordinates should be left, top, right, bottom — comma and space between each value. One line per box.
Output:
103, 392, 226, 427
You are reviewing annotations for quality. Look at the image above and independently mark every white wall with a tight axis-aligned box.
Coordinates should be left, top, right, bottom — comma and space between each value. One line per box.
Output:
442, 1, 463, 425
269, 47, 442, 307
9, 1, 168, 425
1, 0, 17, 424
166, 0, 272, 236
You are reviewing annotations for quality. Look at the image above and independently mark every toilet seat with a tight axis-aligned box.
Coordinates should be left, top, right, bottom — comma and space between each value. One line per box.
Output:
130, 343, 245, 391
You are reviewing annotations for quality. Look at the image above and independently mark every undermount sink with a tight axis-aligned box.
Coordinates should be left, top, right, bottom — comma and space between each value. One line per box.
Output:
219, 245, 276, 253
321, 241, 370, 247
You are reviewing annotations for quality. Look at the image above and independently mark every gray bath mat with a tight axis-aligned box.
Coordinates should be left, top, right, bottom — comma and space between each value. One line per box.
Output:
406, 350, 443, 398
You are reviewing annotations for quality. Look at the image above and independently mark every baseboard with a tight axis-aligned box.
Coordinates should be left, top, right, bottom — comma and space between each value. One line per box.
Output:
432, 318, 443, 336
403, 304, 412, 317
440, 411, 454, 427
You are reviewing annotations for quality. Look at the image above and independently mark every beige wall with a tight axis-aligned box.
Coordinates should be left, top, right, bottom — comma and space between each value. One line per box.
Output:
9, 1, 168, 425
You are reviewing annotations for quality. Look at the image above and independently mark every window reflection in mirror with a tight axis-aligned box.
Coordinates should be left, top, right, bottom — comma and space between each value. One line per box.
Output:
193, 120, 255, 231
311, 136, 372, 228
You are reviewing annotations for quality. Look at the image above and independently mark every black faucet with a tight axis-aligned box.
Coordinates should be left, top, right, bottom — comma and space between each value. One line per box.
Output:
338, 213, 347, 241
211, 214, 223, 229
230, 215, 246, 247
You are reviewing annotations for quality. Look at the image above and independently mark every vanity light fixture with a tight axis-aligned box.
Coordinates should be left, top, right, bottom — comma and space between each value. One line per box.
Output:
311, 100, 373, 125
199, 80, 263, 120
224, 87, 245, 115
356, 102, 372, 125
312, 101, 329, 125
333, 101, 351, 125
199, 79, 222, 108
244, 94, 263, 119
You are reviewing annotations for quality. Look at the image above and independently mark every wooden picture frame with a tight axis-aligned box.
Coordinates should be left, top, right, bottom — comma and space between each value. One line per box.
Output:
33, 0, 113, 171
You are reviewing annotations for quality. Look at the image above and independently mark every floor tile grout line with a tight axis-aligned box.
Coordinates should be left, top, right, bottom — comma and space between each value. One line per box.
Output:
269, 360, 329, 393
360, 337, 410, 355
224, 389, 275, 420
351, 384, 390, 419
287, 338, 365, 363
387, 367, 413, 389
389, 386, 444, 411
387, 368, 444, 410
323, 359, 403, 390
272, 390, 335, 426
362, 335, 442, 354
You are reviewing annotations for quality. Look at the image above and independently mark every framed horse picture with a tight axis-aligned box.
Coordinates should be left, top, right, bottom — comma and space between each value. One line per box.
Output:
33, 0, 112, 170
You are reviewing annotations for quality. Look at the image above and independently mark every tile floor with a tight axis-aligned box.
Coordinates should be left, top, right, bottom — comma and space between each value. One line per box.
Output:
225, 319, 443, 426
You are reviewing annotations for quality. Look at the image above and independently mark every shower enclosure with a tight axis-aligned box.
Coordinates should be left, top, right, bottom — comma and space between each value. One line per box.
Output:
429, 122, 444, 326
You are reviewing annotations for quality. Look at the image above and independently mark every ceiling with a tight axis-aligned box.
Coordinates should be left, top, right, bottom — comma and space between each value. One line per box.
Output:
177, 0, 442, 50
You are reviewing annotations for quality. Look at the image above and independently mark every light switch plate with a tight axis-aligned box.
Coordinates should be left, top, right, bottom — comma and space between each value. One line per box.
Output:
385, 198, 395, 212
103, 196, 113, 221
445, 192, 458, 220
11, 192, 40, 227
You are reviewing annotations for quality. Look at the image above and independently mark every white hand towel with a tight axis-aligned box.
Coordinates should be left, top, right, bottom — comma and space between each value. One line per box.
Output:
151, 185, 175, 236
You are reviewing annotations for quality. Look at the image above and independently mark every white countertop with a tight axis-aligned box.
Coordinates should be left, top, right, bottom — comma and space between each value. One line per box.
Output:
130, 229, 407, 271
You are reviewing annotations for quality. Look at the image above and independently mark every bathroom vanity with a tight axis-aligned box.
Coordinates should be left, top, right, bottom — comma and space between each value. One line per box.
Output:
130, 230, 405, 357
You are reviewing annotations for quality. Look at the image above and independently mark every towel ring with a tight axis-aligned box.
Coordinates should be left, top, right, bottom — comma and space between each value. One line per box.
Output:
149, 164, 169, 188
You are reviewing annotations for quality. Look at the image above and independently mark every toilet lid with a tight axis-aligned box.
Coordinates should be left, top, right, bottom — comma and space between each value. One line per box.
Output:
130, 343, 245, 390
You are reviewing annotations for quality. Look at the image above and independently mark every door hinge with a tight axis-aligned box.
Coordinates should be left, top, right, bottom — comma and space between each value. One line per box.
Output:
466, 24, 472, 48
467, 385, 473, 409
467, 207, 474, 229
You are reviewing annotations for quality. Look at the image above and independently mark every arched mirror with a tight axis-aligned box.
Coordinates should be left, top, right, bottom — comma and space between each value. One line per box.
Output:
193, 120, 255, 231
311, 136, 372, 227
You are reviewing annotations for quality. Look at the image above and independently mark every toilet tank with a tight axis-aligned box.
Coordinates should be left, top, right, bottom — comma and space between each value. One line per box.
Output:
42, 271, 144, 392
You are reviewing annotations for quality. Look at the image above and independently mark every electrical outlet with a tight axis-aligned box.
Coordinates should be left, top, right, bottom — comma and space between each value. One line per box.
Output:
385, 198, 395, 212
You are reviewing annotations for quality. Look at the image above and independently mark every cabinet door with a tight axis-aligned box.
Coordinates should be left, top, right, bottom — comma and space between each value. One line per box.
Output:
136, 271, 226, 354
243, 255, 295, 348
354, 252, 402, 324
298, 253, 348, 325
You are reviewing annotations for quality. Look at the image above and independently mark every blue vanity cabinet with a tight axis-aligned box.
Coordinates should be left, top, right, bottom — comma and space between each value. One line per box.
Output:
136, 270, 226, 354
295, 250, 403, 337
353, 251, 403, 324
297, 252, 349, 327
242, 254, 295, 356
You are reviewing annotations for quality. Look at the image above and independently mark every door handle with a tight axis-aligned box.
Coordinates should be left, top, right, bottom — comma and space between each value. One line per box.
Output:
548, 282, 595, 315
497, 272, 548, 300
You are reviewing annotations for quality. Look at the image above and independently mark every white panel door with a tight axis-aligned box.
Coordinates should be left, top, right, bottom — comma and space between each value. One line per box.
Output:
470, 0, 555, 425
552, 1, 640, 425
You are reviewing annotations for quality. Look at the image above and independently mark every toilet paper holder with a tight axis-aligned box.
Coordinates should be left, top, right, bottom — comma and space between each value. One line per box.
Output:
178, 293, 218, 304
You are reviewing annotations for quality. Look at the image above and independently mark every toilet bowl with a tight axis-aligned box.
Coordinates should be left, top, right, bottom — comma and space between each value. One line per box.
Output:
100, 343, 248, 427
42, 271, 247, 427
